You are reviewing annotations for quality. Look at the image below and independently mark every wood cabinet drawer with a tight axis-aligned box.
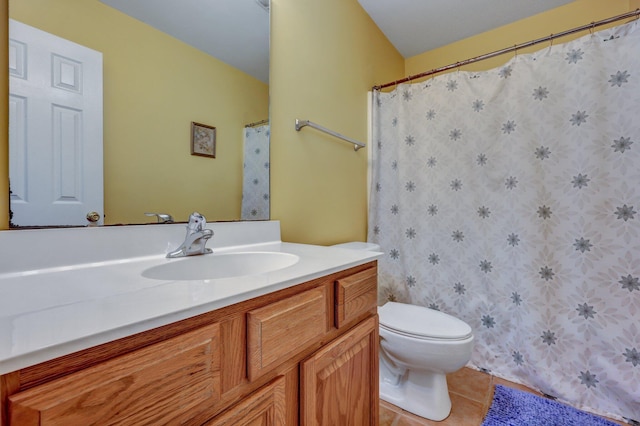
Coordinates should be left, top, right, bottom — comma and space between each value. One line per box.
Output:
9, 323, 221, 425
335, 266, 377, 328
247, 286, 329, 381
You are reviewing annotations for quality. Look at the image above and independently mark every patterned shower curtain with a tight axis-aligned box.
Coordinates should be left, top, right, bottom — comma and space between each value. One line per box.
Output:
241, 124, 270, 220
369, 22, 639, 422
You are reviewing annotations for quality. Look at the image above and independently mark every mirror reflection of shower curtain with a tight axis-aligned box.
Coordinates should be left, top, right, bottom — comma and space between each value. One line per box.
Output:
241, 125, 270, 220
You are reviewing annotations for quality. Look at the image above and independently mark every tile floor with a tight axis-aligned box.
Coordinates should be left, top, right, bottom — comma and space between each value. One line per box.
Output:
379, 367, 625, 426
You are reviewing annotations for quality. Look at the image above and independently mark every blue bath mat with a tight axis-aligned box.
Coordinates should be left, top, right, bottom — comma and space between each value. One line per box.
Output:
481, 385, 619, 426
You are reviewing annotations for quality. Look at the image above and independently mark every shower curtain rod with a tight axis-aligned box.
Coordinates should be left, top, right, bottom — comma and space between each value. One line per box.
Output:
373, 9, 640, 91
245, 119, 269, 128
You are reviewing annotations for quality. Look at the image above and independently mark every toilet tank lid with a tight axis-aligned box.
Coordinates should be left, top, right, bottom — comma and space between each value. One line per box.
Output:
378, 302, 472, 340
332, 242, 381, 251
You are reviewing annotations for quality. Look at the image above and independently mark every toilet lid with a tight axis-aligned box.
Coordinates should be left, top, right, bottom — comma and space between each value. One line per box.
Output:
378, 302, 472, 340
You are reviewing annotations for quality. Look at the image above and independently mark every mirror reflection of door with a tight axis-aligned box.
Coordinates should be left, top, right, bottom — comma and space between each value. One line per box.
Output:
9, 19, 103, 227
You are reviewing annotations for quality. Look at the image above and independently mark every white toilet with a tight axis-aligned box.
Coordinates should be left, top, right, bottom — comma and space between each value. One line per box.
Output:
332, 242, 474, 421
378, 302, 474, 421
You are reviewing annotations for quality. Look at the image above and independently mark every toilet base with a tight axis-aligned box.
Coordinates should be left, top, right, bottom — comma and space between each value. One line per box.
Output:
380, 369, 452, 421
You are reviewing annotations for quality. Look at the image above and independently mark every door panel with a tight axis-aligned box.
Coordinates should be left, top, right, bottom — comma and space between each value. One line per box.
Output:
9, 19, 103, 226
300, 316, 379, 426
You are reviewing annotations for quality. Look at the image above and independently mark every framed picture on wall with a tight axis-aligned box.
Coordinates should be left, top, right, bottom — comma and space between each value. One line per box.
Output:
191, 122, 216, 158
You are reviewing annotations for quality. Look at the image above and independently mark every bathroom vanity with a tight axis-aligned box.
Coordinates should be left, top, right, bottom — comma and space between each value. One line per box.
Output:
0, 221, 380, 425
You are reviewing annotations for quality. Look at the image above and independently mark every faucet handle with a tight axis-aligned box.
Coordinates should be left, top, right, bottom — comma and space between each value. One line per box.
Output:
187, 212, 207, 232
145, 212, 174, 223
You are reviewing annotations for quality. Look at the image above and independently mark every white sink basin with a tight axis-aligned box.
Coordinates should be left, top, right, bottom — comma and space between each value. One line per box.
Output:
142, 251, 300, 281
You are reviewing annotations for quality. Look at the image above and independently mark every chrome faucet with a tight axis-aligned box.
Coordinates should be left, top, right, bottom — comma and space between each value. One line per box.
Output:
166, 212, 213, 258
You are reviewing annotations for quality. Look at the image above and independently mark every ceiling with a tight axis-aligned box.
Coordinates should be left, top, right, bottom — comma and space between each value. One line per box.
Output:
99, 0, 270, 83
98, 0, 576, 84
358, 0, 575, 58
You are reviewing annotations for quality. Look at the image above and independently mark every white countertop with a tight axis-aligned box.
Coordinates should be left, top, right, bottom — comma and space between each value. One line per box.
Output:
0, 221, 381, 374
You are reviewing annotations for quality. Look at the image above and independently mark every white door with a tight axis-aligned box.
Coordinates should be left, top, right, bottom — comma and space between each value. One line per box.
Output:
9, 19, 103, 227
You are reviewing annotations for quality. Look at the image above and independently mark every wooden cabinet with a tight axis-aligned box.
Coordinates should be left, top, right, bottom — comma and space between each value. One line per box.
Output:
0, 261, 378, 426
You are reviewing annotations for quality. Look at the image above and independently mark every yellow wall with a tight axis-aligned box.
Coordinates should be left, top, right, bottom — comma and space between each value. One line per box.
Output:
270, 0, 403, 244
406, 0, 638, 77
6, 0, 268, 225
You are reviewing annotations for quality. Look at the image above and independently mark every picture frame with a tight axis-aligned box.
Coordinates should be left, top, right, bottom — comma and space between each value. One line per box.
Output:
190, 122, 216, 158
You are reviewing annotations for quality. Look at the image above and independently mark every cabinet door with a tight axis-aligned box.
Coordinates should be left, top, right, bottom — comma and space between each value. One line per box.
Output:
300, 316, 379, 426
205, 375, 286, 426
9, 323, 221, 425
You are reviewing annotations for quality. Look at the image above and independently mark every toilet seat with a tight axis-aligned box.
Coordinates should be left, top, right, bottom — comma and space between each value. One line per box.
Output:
378, 302, 472, 340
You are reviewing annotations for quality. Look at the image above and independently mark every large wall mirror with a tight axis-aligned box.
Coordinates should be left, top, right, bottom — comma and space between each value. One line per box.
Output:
7, 0, 270, 228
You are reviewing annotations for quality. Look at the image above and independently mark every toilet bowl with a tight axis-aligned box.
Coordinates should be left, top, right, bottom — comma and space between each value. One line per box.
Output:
331, 242, 474, 421
378, 302, 474, 421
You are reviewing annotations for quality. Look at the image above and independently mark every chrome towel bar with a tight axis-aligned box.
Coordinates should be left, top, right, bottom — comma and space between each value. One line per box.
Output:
295, 119, 366, 151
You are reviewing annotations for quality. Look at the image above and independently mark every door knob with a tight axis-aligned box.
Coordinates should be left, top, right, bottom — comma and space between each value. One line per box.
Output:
86, 211, 101, 224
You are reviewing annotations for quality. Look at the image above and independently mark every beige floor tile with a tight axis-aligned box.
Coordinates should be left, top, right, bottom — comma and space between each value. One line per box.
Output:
379, 401, 401, 426
394, 410, 439, 426
394, 392, 486, 426
446, 367, 492, 406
